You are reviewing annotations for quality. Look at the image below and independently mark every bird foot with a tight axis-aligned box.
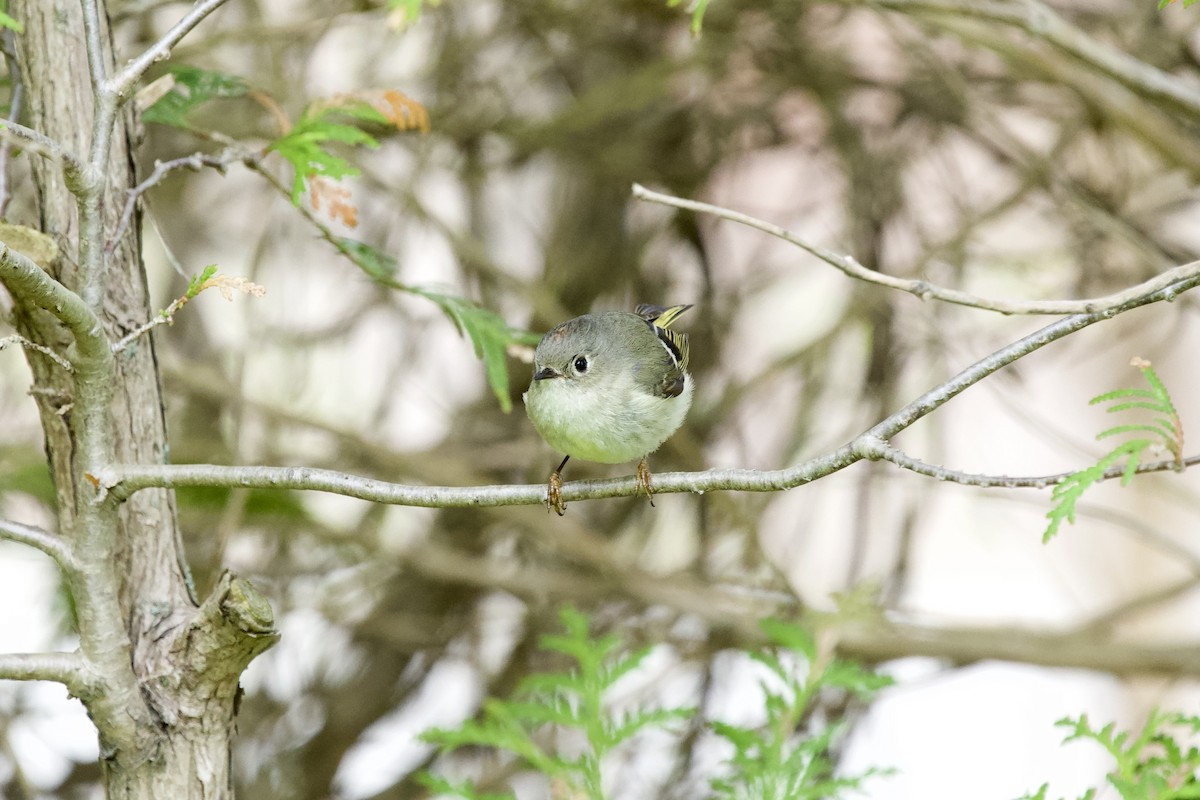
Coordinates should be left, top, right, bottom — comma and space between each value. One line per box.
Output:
636, 458, 656, 507
546, 470, 566, 516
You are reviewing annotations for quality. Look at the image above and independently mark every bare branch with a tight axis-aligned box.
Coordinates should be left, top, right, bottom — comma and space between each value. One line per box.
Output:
632, 184, 1200, 316
0, 651, 88, 691
110, 149, 253, 251
869, 440, 1200, 489
98, 264, 1200, 510
0, 334, 73, 371
0, 118, 87, 188
106, 0, 231, 101
861, 0, 1200, 122
0, 518, 77, 572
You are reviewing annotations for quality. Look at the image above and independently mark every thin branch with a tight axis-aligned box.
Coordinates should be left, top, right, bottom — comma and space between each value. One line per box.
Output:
0, 651, 88, 691
0, 518, 77, 572
109, 296, 189, 355
0, 118, 87, 189
632, 184, 1200, 316
869, 439, 1200, 489
1071, 575, 1200, 638
109, 148, 253, 251
79, 0, 110, 90
860, 0, 1200, 122
0, 334, 74, 371
97, 265, 1200, 509
105, 0, 231, 101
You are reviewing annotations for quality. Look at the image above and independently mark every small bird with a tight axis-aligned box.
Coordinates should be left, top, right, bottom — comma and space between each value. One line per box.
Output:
523, 304, 693, 515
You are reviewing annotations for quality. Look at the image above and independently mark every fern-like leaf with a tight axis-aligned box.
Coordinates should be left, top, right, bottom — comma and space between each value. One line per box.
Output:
1044, 359, 1184, 542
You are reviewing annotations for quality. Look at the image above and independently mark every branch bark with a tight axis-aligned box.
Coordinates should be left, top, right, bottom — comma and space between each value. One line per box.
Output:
0, 652, 88, 691
0, 518, 76, 572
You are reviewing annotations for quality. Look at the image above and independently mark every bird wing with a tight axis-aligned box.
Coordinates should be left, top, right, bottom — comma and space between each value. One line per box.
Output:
634, 304, 691, 397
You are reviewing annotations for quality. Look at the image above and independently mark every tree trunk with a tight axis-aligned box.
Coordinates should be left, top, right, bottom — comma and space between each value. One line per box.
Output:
5, 1, 277, 796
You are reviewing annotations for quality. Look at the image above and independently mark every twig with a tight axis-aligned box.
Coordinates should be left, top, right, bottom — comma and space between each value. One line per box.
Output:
0, 334, 73, 371
632, 183, 1200, 316
93, 447, 1200, 512
0, 651, 89, 692
110, 293, 192, 354
109, 149, 255, 252
0, 118, 87, 189
105, 0, 231, 101
868, 440, 1200, 489
0, 518, 77, 572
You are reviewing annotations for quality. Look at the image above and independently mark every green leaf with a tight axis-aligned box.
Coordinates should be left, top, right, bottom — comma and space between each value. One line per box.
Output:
1045, 362, 1184, 542
822, 660, 895, 697
415, 773, 516, 800
337, 237, 398, 280
669, 0, 711, 34
142, 66, 249, 128
186, 264, 219, 298
0, 8, 22, 33
758, 618, 816, 661
409, 287, 533, 413
267, 102, 383, 204
1104, 400, 1171, 415
1089, 387, 1159, 405
387, 0, 437, 25
606, 707, 693, 746
336, 239, 536, 413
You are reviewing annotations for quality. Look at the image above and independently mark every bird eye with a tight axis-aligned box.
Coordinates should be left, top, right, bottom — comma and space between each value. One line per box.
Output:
573, 356, 588, 373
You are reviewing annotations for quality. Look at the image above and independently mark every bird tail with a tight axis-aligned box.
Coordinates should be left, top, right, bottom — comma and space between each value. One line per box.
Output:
634, 303, 692, 329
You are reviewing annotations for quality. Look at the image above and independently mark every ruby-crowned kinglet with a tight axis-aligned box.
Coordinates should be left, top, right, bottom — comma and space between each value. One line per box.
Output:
523, 303, 693, 515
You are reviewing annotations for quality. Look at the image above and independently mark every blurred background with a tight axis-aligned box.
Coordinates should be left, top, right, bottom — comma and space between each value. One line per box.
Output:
2, 0, 1200, 797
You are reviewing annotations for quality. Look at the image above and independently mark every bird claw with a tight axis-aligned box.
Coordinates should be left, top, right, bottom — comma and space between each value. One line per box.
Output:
636, 458, 656, 507
546, 471, 566, 516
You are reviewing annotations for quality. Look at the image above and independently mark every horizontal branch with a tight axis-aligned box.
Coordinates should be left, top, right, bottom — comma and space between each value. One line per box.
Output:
106, 0, 231, 100
632, 184, 1200, 316
0, 518, 76, 572
98, 263, 1200, 510
110, 148, 253, 250
95, 459, 844, 509
0, 651, 88, 691
93, 437, 1200, 513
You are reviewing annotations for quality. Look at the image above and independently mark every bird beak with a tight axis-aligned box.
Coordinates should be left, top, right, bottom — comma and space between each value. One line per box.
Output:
533, 366, 561, 381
